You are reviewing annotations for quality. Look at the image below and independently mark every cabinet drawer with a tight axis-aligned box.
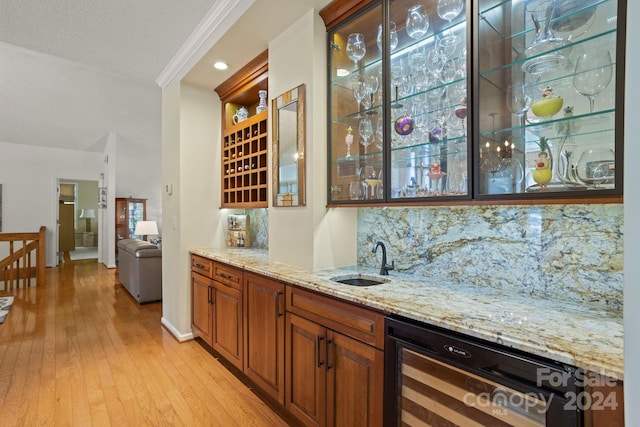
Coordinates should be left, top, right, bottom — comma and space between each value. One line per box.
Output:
286, 286, 385, 349
213, 262, 243, 290
191, 255, 213, 277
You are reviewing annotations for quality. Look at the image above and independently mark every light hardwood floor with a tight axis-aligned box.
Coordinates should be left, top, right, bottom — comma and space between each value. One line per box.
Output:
0, 258, 287, 426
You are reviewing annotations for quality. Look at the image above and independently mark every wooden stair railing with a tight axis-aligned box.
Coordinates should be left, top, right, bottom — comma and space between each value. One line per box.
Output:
0, 226, 46, 290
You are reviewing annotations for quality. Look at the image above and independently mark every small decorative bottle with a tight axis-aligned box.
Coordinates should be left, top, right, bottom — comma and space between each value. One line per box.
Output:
256, 90, 268, 114
345, 126, 354, 158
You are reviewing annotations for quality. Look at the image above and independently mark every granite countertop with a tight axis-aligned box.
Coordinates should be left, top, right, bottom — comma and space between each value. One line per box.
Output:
190, 247, 623, 380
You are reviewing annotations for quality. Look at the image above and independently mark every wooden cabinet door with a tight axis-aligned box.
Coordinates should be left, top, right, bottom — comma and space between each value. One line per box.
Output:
326, 331, 384, 427
115, 199, 127, 226
212, 281, 243, 370
191, 272, 213, 346
244, 272, 285, 403
286, 313, 326, 427
58, 202, 75, 253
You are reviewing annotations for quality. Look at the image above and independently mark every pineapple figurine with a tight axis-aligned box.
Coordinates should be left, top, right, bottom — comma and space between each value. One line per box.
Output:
533, 136, 552, 190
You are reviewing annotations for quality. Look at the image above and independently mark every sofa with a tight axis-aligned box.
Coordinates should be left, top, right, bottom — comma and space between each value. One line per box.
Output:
117, 239, 162, 303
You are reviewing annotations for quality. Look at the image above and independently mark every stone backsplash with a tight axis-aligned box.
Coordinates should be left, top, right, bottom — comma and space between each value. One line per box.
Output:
247, 208, 268, 249
357, 204, 623, 311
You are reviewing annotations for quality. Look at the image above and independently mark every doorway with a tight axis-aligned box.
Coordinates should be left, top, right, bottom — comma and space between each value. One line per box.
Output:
57, 179, 99, 265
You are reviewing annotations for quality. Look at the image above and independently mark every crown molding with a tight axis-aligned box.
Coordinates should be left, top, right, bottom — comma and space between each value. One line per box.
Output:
155, 0, 254, 89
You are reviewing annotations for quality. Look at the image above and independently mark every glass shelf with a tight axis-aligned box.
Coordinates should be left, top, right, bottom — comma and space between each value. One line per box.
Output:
479, 0, 610, 42
481, 109, 615, 141
479, 29, 617, 82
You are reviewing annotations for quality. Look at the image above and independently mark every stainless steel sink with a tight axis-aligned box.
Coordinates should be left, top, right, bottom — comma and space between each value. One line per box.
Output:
330, 274, 389, 287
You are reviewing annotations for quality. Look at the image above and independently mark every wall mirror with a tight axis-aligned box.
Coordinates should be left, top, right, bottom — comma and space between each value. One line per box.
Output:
272, 84, 305, 207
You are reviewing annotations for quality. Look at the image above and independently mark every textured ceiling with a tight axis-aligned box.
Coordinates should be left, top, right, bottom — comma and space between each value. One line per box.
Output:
0, 0, 331, 152
0, 0, 218, 82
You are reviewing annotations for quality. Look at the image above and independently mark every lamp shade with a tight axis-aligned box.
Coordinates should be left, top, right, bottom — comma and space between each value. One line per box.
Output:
134, 220, 158, 236
79, 208, 96, 219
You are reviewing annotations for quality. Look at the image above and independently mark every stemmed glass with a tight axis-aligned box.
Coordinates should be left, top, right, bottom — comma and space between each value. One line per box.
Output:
366, 75, 380, 113
363, 166, 381, 199
430, 92, 452, 139
573, 50, 613, 113
352, 81, 369, 117
377, 22, 399, 52
406, 5, 430, 41
390, 65, 405, 109
506, 83, 532, 127
437, 0, 463, 51
358, 118, 373, 154
346, 33, 366, 77
375, 115, 384, 151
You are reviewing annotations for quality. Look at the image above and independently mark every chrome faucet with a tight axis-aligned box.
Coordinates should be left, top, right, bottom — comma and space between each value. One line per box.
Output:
372, 241, 394, 276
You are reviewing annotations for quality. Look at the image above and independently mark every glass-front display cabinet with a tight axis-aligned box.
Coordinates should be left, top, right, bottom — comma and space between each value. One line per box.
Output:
324, 0, 624, 204
326, 0, 470, 204
476, 0, 624, 199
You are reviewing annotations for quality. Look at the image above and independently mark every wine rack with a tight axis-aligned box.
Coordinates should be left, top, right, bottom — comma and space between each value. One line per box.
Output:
222, 110, 269, 207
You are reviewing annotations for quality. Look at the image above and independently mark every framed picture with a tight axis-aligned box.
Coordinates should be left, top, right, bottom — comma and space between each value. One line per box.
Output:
99, 187, 107, 209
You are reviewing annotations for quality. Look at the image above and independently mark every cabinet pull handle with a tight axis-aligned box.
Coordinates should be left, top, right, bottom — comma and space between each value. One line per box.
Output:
317, 336, 325, 368
195, 263, 206, 269
220, 272, 232, 280
275, 290, 283, 317
208, 286, 213, 304
325, 338, 332, 371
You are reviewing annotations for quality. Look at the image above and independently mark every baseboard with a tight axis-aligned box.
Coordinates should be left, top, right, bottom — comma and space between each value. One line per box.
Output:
161, 317, 194, 342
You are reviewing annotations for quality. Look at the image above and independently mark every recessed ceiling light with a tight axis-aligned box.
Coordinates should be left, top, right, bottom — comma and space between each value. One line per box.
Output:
213, 61, 228, 70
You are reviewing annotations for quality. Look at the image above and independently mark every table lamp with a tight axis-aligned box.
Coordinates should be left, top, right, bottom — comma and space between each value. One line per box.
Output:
79, 209, 95, 232
134, 220, 158, 242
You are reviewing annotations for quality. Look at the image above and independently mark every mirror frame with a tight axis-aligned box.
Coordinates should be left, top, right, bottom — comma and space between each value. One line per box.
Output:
272, 84, 306, 207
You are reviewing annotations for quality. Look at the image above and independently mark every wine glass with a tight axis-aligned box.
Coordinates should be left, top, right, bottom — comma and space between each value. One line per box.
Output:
352, 81, 369, 117
358, 118, 373, 154
363, 166, 381, 199
374, 115, 384, 151
406, 5, 430, 40
346, 33, 366, 77
573, 50, 613, 113
437, 0, 463, 50
506, 83, 532, 127
377, 22, 398, 52
440, 58, 458, 84
367, 75, 380, 113
390, 65, 405, 109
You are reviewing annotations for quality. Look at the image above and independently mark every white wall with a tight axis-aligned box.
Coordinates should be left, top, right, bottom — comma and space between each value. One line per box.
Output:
0, 141, 102, 265
101, 133, 117, 267
161, 81, 221, 339
115, 133, 163, 227
623, 0, 638, 420
268, 9, 358, 271
161, 80, 183, 337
